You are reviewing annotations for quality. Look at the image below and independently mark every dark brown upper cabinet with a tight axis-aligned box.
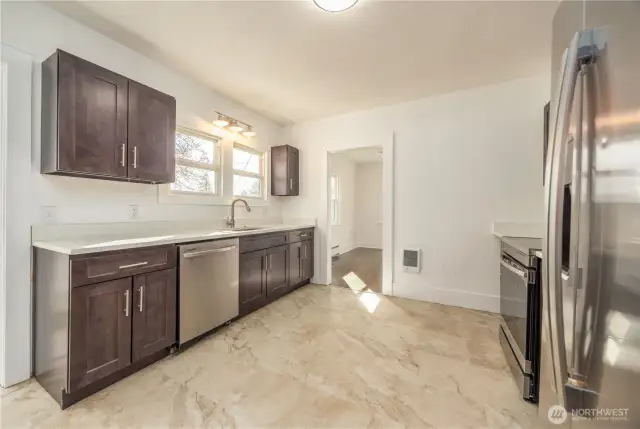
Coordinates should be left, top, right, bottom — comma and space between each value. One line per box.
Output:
271, 144, 299, 196
127, 81, 176, 183
41, 49, 176, 184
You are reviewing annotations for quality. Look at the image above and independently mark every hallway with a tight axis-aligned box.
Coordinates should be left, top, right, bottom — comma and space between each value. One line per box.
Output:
331, 247, 382, 293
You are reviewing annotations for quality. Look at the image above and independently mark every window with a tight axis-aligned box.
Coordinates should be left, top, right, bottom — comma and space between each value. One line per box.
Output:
233, 143, 264, 198
330, 175, 340, 225
170, 128, 220, 195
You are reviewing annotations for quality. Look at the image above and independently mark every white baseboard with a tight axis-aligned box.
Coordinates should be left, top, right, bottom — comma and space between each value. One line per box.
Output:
392, 284, 500, 314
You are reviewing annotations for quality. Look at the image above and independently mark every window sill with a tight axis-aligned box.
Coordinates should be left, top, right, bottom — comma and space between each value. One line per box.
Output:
158, 185, 270, 206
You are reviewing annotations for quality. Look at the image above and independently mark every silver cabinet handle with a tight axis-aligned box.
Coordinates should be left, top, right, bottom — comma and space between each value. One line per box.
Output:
124, 290, 130, 317
182, 245, 236, 259
138, 285, 144, 312
121, 144, 126, 167
500, 259, 528, 282
289, 178, 293, 190
133, 146, 138, 169
119, 261, 148, 270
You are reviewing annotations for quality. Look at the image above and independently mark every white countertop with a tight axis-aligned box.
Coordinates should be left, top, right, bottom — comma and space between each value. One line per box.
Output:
33, 224, 315, 255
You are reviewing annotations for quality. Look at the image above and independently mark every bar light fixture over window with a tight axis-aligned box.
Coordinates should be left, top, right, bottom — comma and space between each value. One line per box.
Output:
213, 111, 255, 137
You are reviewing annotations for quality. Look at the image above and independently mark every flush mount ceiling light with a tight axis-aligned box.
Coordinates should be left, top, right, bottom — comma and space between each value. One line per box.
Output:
314, 0, 358, 12
213, 112, 229, 128
242, 126, 257, 138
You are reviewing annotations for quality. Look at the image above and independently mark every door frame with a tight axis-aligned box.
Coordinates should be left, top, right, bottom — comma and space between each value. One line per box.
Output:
323, 134, 395, 296
0, 44, 33, 387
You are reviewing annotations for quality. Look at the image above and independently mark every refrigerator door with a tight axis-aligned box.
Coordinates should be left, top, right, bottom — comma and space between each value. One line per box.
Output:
541, 1, 640, 427
568, 2, 640, 426
540, 0, 585, 426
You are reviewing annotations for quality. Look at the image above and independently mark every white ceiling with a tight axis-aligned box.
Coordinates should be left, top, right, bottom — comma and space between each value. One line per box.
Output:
336, 147, 383, 164
48, 0, 556, 125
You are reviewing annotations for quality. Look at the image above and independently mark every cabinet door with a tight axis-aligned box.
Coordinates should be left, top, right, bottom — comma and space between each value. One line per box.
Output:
127, 80, 176, 183
288, 242, 303, 288
132, 268, 177, 362
302, 240, 314, 281
57, 51, 128, 177
287, 146, 299, 196
69, 278, 132, 392
239, 249, 267, 316
266, 244, 289, 300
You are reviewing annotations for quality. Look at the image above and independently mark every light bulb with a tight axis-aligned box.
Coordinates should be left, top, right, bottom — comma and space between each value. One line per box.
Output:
228, 121, 244, 133
243, 128, 256, 137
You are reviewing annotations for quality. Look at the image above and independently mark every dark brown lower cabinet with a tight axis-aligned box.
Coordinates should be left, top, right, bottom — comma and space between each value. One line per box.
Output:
289, 241, 304, 287
69, 277, 132, 392
302, 240, 314, 281
34, 245, 177, 409
132, 268, 177, 362
239, 229, 314, 317
266, 244, 289, 300
239, 249, 267, 316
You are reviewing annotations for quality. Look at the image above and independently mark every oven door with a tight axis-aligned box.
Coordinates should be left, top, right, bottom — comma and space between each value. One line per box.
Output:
499, 252, 533, 375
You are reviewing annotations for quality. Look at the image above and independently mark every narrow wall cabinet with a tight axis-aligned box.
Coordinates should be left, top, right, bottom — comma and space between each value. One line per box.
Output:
271, 144, 299, 196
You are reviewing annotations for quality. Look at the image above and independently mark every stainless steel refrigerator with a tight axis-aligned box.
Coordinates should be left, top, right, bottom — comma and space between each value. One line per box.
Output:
540, 1, 640, 428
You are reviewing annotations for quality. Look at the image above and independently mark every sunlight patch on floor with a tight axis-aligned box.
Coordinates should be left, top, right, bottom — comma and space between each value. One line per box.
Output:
358, 291, 381, 313
343, 271, 367, 292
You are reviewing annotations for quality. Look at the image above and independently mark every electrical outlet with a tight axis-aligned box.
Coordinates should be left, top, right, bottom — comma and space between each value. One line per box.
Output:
40, 206, 57, 224
130, 205, 139, 220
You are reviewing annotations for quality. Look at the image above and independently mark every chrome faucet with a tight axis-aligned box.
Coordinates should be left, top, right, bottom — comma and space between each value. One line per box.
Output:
226, 198, 251, 228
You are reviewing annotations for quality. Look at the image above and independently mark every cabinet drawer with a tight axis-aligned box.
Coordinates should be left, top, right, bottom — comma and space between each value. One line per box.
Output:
239, 233, 287, 254
71, 245, 177, 287
288, 229, 313, 243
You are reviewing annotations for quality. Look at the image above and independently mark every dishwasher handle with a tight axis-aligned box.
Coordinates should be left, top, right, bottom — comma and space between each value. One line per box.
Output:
182, 245, 237, 259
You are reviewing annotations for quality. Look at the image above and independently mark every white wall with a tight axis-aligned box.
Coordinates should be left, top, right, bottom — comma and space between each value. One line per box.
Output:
283, 74, 549, 312
328, 152, 356, 255
1, 2, 285, 386
354, 162, 382, 249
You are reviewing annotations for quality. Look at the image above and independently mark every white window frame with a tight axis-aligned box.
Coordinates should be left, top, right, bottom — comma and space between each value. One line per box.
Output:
330, 175, 340, 225
170, 127, 221, 197
232, 142, 265, 200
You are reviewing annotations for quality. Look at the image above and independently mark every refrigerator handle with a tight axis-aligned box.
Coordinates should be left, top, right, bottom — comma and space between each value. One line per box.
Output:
569, 59, 600, 391
544, 31, 581, 407
568, 64, 585, 373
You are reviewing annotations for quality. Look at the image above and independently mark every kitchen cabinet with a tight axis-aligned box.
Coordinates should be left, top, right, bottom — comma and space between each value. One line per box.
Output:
41, 49, 176, 184
271, 144, 299, 196
127, 81, 176, 183
288, 228, 314, 291
239, 228, 314, 316
289, 241, 304, 287
69, 278, 132, 392
132, 268, 177, 362
265, 244, 289, 300
34, 244, 177, 409
302, 240, 314, 281
239, 249, 267, 316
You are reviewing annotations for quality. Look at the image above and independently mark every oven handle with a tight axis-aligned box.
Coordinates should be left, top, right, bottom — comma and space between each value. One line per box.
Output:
500, 258, 529, 282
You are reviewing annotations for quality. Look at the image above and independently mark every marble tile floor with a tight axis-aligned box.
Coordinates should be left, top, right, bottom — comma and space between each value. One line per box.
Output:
1, 284, 536, 429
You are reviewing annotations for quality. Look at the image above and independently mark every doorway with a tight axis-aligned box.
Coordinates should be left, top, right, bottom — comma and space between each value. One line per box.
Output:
328, 147, 383, 294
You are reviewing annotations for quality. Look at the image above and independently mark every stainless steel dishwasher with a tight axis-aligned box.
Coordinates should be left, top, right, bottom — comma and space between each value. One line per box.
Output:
178, 238, 239, 345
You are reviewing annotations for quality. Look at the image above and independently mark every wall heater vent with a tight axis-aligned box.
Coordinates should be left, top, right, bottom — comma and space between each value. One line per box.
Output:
403, 249, 421, 273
